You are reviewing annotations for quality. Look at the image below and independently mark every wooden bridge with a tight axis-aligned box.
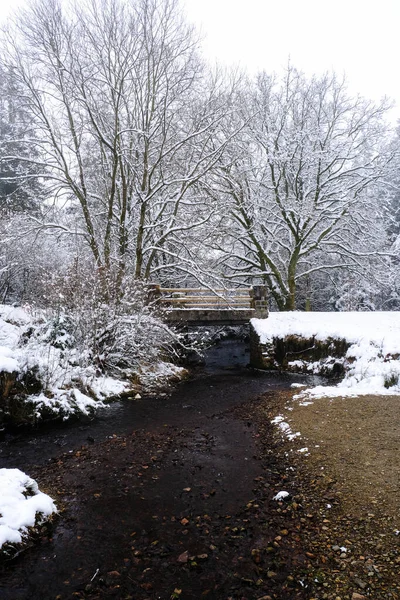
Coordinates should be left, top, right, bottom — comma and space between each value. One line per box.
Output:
148, 285, 268, 325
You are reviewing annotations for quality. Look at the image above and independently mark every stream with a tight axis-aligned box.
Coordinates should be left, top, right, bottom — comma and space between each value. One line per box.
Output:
0, 340, 312, 471
0, 339, 319, 600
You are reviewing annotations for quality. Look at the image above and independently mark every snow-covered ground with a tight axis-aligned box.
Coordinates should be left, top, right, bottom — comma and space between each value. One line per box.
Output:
0, 469, 57, 551
0, 305, 128, 421
0, 305, 185, 424
252, 312, 400, 398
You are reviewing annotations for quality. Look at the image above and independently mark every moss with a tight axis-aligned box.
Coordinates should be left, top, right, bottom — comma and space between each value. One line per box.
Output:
384, 372, 399, 389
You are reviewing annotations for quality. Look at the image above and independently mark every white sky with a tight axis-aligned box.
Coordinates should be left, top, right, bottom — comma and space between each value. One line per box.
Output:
183, 0, 400, 121
1, 0, 400, 121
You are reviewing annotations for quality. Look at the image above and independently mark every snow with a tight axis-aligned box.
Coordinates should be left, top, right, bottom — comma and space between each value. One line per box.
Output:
0, 305, 131, 422
273, 491, 290, 501
271, 415, 301, 440
0, 320, 22, 349
0, 305, 31, 326
88, 376, 129, 399
0, 346, 19, 373
252, 312, 400, 350
0, 469, 57, 549
252, 312, 400, 398
137, 361, 187, 391
28, 389, 102, 419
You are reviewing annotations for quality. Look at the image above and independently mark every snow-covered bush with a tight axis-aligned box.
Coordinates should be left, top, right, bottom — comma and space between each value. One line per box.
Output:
0, 271, 186, 425
39, 268, 181, 377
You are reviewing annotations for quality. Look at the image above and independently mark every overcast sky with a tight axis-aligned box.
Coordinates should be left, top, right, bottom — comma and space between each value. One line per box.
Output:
1, 0, 399, 121
183, 0, 400, 121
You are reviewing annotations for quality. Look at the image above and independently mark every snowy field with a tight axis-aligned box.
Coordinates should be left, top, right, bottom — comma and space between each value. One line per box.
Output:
252, 312, 400, 398
0, 469, 57, 551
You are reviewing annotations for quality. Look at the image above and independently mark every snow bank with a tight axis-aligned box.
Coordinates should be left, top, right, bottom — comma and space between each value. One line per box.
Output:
0, 305, 130, 423
252, 312, 400, 397
137, 362, 188, 391
87, 376, 129, 399
0, 304, 187, 424
0, 469, 57, 549
0, 346, 19, 373
27, 389, 103, 420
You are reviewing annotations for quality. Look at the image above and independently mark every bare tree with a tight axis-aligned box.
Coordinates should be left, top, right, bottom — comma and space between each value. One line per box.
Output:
1, 0, 232, 292
210, 67, 393, 310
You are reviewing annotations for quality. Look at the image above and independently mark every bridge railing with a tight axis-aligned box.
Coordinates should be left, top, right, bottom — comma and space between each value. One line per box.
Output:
147, 285, 268, 317
156, 287, 252, 309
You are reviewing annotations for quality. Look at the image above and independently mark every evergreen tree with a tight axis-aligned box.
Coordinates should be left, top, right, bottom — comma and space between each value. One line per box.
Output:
0, 64, 42, 215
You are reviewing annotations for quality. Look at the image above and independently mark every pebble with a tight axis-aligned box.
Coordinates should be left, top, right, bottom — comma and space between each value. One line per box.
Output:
354, 578, 367, 589
197, 553, 208, 561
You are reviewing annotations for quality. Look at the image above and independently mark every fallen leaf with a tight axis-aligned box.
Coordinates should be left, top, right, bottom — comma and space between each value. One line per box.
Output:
177, 551, 189, 563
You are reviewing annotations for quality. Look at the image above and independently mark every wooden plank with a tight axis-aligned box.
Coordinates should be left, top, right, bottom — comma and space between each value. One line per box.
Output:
162, 300, 251, 305
168, 303, 251, 308
186, 303, 251, 306
161, 297, 251, 303
159, 288, 251, 293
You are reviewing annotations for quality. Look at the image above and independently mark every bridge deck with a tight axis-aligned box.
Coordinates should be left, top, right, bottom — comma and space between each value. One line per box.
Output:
164, 308, 256, 325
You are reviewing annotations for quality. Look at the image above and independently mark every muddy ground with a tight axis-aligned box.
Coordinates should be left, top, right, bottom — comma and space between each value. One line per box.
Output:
1, 345, 400, 599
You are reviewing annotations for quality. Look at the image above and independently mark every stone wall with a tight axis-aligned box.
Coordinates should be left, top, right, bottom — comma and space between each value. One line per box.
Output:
249, 321, 349, 376
249, 324, 272, 369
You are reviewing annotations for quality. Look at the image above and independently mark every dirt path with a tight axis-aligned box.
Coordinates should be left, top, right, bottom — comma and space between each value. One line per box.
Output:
260, 389, 400, 599
2, 350, 400, 600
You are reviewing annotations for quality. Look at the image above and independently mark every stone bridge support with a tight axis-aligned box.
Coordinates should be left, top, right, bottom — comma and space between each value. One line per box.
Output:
250, 286, 269, 319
